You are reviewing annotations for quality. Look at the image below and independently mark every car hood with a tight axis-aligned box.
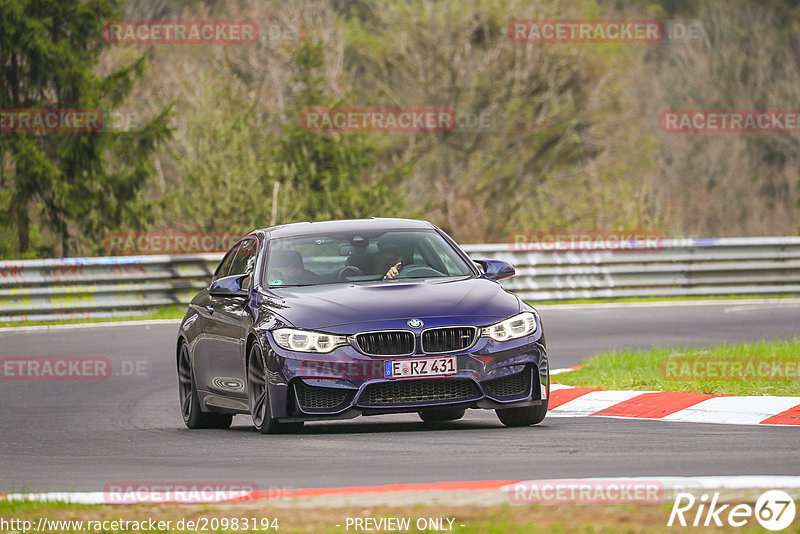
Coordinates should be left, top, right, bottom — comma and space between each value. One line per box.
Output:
259, 277, 521, 330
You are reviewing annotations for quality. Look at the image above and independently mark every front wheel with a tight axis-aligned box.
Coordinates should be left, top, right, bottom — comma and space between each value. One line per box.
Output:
178, 342, 232, 429
496, 397, 548, 427
247, 343, 303, 434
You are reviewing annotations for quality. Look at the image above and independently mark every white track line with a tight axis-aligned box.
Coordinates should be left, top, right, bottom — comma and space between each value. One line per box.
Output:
661, 396, 800, 425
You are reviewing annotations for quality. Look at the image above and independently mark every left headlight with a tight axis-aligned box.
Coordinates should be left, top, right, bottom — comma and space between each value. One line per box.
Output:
482, 312, 537, 342
272, 328, 348, 353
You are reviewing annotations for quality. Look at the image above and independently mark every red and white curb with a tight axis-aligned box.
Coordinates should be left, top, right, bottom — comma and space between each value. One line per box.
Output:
2, 476, 800, 506
548, 382, 800, 426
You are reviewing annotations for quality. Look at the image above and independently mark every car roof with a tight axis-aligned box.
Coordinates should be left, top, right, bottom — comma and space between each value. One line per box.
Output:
261, 218, 436, 239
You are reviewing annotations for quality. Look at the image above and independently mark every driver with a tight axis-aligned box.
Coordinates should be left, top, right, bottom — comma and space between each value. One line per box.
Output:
375, 244, 402, 280
269, 250, 322, 285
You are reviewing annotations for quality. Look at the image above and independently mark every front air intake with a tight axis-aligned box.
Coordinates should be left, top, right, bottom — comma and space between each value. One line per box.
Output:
483, 368, 532, 399
294, 381, 351, 411
358, 378, 481, 407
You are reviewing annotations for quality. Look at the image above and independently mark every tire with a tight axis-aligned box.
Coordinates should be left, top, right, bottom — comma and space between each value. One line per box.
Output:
418, 407, 466, 423
247, 342, 303, 434
496, 396, 548, 427
178, 342, 232, 429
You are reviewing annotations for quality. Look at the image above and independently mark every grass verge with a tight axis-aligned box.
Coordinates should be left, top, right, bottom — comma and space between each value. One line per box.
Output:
556, 338, 800, 396
1, 499, 793, 533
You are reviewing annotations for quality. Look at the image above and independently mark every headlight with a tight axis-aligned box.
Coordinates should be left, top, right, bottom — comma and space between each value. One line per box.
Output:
482, 312, 537, 342
272, 328, 348, 353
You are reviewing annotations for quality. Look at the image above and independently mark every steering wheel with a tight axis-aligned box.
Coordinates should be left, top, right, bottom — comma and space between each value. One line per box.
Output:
338, 265, 363, 282
397, 264, 443, 278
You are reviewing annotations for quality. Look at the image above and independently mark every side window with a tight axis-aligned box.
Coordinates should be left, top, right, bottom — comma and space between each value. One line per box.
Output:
438, 252, 460, 276
213, 243, 241, 281
228, 237, 258, 276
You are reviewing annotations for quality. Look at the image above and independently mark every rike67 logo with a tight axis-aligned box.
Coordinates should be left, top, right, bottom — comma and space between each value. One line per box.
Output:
668, 490, 796, 531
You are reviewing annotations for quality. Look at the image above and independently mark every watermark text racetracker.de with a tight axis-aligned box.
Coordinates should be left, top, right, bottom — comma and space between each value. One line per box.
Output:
102, 481, 275, 503
1, 109, 102, 132
661, 110, 800, 133
300, 108, 495, 133
1, 357, 146, 380
508, 230, 666, 253
661, 357, 800, 381
509, 479, 663, 504
104, 231, 242, 255
103, 20, 258, 44
508, 19, 705, 43
509, 19, 662, 43
300, 360, 386, 380
301, 108, 456, 133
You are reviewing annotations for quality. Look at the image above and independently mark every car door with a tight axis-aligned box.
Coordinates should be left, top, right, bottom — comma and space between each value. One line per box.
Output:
193, 238, 256, 399
191, 242, 238, 391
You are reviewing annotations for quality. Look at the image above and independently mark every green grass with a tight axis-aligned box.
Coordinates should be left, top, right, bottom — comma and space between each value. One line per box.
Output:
556, 338, 800, 396
530, 294, 800, 306
0, 499, 95, 515
0, 304, 186, 328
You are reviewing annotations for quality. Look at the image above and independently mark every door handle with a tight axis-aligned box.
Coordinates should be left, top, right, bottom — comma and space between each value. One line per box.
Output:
205, 304, 214, 315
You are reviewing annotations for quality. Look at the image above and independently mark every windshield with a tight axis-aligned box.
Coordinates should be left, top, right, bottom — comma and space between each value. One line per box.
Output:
264, 230, 473, 288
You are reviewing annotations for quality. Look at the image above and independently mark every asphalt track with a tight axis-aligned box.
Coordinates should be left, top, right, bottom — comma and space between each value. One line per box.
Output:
1, 301, 798, 492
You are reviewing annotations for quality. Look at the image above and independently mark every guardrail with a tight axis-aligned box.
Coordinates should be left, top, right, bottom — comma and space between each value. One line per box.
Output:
0, 255, 221, 323
1, 237, 799, 322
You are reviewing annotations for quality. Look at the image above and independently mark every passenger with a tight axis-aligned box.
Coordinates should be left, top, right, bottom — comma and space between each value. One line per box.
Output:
269, 250, 322, 285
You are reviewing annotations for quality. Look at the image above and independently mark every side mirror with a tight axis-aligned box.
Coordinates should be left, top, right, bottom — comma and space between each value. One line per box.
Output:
473, 259, 515, 281
209, 274, 250, 297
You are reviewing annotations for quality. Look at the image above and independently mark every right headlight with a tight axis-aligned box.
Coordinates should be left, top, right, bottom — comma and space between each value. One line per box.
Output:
272, 328, 348, 353
482, 312, 537, 342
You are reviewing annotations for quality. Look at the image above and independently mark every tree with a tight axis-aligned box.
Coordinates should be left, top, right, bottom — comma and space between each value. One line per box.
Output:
341, 0, 649, 242
159, 37, 404, 233
158, 66, 271, 233
273, 39, 406, 223
632, 1, 800, 236
0, 0, 170, 257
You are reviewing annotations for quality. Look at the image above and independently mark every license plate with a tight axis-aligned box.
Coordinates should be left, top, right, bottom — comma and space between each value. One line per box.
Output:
384, 356, 456, 379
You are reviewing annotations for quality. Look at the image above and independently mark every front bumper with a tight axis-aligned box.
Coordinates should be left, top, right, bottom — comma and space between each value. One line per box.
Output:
262, 331, 549, 420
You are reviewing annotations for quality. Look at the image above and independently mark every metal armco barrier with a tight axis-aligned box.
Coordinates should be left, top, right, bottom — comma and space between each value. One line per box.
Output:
462, 237, 800, 300
0, 254, 221, 323
1, 237, 799, 322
